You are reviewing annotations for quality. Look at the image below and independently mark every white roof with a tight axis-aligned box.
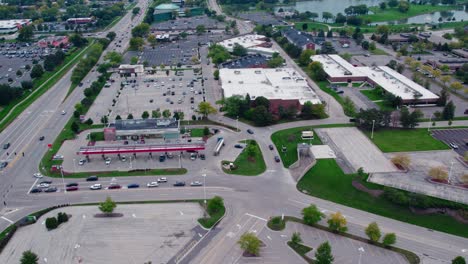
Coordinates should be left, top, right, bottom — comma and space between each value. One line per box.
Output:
0, 19, 31, 29
358, 66, 439, 100
311, 54, 363, 78
218, 34, 277, 54
220, 68, 321, 104
118, 64, 144, 73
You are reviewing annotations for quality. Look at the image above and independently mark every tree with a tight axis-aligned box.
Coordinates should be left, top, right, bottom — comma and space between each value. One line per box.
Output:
129, 37, 144, 51
127, 113, 134, 119
132, 7, 141, 15
379, 2, 387, 9
399, 107, 422, 129
21, 81, 33, 90
308, 61, 328, 81
101, 116, 109, 124
106, 31, 116, 41
428, 166, 448, 181
85, 118, 93, 125
203, 126, 210, 136
302, 204, 325, 225
213, 69, 219, 80
398, 1, 410, 13
315, 241, 334, 264
69, 33, 87, 47
198, 102, 217, 117
17, 25, 34, 41
45, 217, 58, 230
207, 196, 224, 214
152, 109, 161, 118
251, 105, 273, 126
291, 232, 302, 245
267, 53, 285, 68
57, 212, 69, 223
442, 101, 455, 120
365, 222, 381, 243
453, 257, 467, 264
20, 250, 39, 264
131, 23, 150, 38
147, 35, 157, 48
71, 121, 79, 133
450, 82, 463, 91
232, 43, 247, 57
361, 40, 370, 50
322, 12, 333, 22
162, 109, 171, 118
298, 49, 315, 66
391, 154, 411, 169
382, 233, 396, 247
99, 196, 117, 214
196, 25, 206, 35
343, 96, 356, 117
116, 115, 122, 120
327, 211, 347, 233
246, 144, 256, 157
238, 232, 261, 256
30, 64, 44, 79
301, 101, 326, 119
141, 111, 149, 119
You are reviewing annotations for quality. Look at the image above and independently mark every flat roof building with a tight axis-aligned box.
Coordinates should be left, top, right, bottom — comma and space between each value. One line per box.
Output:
118, 64, 145, 76
220, 68, 322, 108
105, 118, 180, 141
0, 19, 31, 34
218, 34, 277, 56
311, 54, 439, 104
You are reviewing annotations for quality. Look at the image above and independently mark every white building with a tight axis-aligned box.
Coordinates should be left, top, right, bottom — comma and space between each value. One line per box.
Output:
0, 19, 31, 34
219, 68, 321, 105
218, 34, 277, 56
311, 54, 439, 104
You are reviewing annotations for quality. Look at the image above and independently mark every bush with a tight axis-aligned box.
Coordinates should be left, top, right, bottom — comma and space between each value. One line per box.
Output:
45, 217, 58, 230
57, 212, 68, 224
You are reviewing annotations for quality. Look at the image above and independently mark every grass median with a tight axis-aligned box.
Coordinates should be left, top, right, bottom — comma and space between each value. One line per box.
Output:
0, 43, 93, 132
297, 159, 468, 238
222, 140, 266, 176
361, 4, 457, 23
363, 128, 450, 152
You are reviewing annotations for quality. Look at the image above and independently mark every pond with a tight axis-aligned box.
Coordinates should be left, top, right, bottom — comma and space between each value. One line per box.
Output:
372, 8, 468, 25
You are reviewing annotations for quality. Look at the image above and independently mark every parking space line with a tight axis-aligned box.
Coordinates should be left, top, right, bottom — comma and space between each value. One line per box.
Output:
0, 216, 13, 224
27, 178, 39, 194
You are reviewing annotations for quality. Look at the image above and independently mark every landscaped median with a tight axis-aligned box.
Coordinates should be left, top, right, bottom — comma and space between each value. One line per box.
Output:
197, 196, 226, 229
222, 140, 266, 176
47, 168, 187, 179
267, 216, 420, 264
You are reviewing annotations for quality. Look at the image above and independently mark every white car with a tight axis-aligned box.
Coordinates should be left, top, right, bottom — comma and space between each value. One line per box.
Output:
121, 156, 126, 162
449, 142, 459, 149
147, 182, 159, 188
37, 183, 50, 188
105, 158, 111, 165
157, 177, 167, 183
61, 110, 66, 115
190, 181, 203, 186
90, 184, 102, 190
78, 159, 86, 165
33, 173, 43, 178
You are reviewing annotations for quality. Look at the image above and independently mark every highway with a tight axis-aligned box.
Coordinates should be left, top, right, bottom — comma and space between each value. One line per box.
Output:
0, 0, 467, 263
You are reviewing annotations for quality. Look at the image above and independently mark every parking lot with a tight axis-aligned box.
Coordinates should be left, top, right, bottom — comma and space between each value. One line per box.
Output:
0, 42, 47, 85
153, 15, 225, 31
124, 33, 224, 67
0, 204, 203, 264
238, 12, 285, 26
432, 128, 468, 156
85, 68, 206, 123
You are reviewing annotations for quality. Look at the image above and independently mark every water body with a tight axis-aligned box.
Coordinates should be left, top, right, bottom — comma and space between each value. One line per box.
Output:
276, 0, 386, 16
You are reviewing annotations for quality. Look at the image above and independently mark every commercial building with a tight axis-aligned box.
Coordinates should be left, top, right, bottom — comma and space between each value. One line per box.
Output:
219, 68, 321, 114
220, 54, 269, 69
118, 64, 145, 76
153, 3, 179, 22
281, 27, 318, 50
104, 118, 180, 141
66, 17, 93, 24
0, 19, 31, 34
218, 34, 276, 56
311, 54, 439, 104
37, 36, 69, 48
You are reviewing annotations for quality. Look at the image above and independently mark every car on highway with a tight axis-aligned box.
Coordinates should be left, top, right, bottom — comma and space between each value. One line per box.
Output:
269, 145, 274, 150
3, 143, 10, 149
449, 142, 459, 149
78, 159, 86, 165
157, 177, 167, 183
37, 183, 50, 188
30, 188, 42, 193
147, 182, 159, 188
190, 181, 203, 186
66, 186, 78, 192
86, 175, 98, 181
127, 183, 140, 189
66, 183, 78, 187
90, 184, 102, 190
44, 187, 57, 193
274, 156, 281, 163
105, 157, 111, 165
0, 162, 8, 169
173, 181, 186, 187
108, 184, 121, 190
247, 129, 254, 134
33, 173, 43, 178
39, 136, 45, 141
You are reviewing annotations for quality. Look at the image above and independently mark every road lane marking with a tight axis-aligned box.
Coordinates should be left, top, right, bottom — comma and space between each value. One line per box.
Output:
245, 213, 267, 221
27, 178, 39, 194
0, 216, 13, 224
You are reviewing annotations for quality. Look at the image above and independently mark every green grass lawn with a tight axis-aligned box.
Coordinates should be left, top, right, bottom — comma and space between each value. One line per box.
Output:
223, 140, 266, 176
363, 128, 450, 152
362, 4, 457, 23
271, 124, 353, 168
287, 241, 313, 263
189, 128, 205, 137
297, 159, 468, 238
294, 22, 329, 32
370, 48, 388, 55
360, 89, 384, 101
198, 202, 226, 229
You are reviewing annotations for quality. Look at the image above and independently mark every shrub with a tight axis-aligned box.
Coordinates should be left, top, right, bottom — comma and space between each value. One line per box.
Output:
45, 217, 58, 230
57, 212, 68, 223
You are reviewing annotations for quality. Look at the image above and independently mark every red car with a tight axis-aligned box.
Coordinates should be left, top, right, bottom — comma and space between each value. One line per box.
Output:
108, 184, 121, 190
66, 186, 78, 192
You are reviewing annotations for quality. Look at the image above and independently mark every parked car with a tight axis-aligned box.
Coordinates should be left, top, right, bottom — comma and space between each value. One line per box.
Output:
39, 136, 45, 141
44, 187, 57, 193
147, 182, 159, 188
30, 188, 42, 193
0, 162, 8, 169
449, 142, 459, 149
105, 157, 111, 165
190, 181, 203, 186
78, 159, 86, 165
86, 175, 98, 181
247, 129, 254, 134
33, 173, 43, 178
157, 177, 167, 183
173, 181, 186, 187
268, 145, 274, 150
200, 153, 206, 160
274, 156, 281, 163
40, 180, 52, 184
234, 144, 243, 149
66, 182, 78, 187
66, 186, 78, 191
127, 183, 140, 189
3, 143, 10, 149
90, 184, 102, 190
108, 184, 121, 189
37, 183, 50, 188
159, 155, 166, 162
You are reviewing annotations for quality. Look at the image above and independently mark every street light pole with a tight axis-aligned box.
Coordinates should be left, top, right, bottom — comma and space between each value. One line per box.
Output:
236, 116, 239, 132
202, 170, 207, 206
371, 120, 376, 139
428, 113, 434, 132
448, 161, 455, 184
60, 167, 67, 193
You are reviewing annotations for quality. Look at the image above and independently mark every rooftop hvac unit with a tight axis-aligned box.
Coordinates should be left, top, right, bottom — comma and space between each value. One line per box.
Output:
344, 71, 352, 76
234, 70, 240, 74
255, 70, 262, 74
239, 81, 243, 84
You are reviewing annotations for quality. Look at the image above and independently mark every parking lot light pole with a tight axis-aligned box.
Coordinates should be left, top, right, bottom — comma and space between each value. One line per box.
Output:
371, 120, 376, 139
236, 116, 239, 132
73, 159, 76, 173
60, 167, 67, 193
428, 113, 434, 132
202, 172, 207, 206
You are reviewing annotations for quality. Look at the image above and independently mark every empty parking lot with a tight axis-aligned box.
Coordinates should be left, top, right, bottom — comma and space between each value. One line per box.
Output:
432, 128, 468, 156
0, 203, 203, 264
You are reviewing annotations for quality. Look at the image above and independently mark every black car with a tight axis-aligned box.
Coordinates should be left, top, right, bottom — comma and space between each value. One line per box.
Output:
39, 136, 45, 141
127, 183, 140, 189
3, 143, 10, 149
247, 129, 254, 134
30, 188, 42, 193
86, 175, 98, 181
66, 182, 79, 187
268, 145, 274, 150
200, 154, 206, 160
234, 144, 243, 149
44, 187, 57, 193
0, 162, 8, 169
159, 155, 166, 162
173, 181, 186, 187
274, 156, 281, 163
